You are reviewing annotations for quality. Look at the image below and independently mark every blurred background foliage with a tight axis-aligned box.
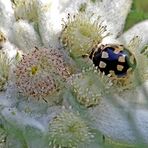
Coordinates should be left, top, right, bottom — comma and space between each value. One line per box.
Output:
124, 0, 148, 30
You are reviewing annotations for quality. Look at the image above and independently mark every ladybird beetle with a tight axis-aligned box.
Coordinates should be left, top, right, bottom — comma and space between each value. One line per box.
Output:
89, 44, 137, 77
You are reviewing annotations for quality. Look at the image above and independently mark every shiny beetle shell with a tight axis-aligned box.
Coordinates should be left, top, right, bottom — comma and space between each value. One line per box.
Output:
89, 44, 137, 77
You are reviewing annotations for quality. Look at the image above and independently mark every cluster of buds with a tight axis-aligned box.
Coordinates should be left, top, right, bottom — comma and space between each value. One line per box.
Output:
48, 110, 94, 148
68, 66, 112, 107
60, 13, 109, 58
15, 47, 72, 101
12, 0, 38, 22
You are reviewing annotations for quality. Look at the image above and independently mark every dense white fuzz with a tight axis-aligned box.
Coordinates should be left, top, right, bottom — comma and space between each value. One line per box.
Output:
88, 88, 148, 144
119, 21, 148, 50
1, 107, 46, 132
95, 0, 132, 37
2, 41, 19, 60
36, 0, 62, 48
64, 0, 132, 37
12, 20, 42, 51
63, 0, 88, 14
0, 0, 15, 36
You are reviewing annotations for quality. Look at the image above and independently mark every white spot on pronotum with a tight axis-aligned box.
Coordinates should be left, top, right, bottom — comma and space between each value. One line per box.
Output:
117, 65, 124, 71
118, 56, 125, 62
101, 51, 109, 58
99, 61, 106, 68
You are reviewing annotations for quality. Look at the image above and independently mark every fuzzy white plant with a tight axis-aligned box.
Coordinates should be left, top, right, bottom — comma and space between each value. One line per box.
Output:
12, 20, 42, 51
36, 0, 62, 48
0, 0, 15, 35
0, 0, 148, 148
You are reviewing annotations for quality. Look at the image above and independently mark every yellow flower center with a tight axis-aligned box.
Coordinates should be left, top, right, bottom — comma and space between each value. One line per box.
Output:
79, 25, 92, 38
31, 66, 38, 75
